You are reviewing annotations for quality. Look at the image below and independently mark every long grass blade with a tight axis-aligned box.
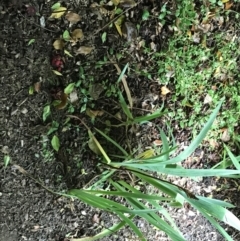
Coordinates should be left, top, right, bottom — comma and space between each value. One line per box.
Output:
118, 180, 182, 233
95, 128, 129, 157
111, 181, 186, 241
70, 214, 135, 241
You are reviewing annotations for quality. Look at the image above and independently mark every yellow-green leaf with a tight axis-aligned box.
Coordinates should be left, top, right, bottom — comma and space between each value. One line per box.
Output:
111, 0, 120, 5
64, 49, 73, 57
114, 15, 125, 36
52, 70, 62, 76
136, 149, 155, 159
88, 136, 101, 155
64, 83, 75, 94
49, 7, 67, 19
29, 86, 34, 95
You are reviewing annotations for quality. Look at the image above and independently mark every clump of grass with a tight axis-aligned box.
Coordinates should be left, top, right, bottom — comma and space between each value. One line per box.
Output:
64, 94, 240, 241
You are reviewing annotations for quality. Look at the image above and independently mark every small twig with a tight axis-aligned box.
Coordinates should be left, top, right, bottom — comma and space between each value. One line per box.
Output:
93, 0, 141, 36
19, 13, 58, 33
13, 164, 58, 195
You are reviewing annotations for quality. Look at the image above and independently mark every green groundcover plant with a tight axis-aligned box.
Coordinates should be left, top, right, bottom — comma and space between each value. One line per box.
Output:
58, 95, 240, 241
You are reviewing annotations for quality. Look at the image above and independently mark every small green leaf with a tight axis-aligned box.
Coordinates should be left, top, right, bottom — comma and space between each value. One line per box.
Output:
28, 39, 35, 46
115, 8, 123, 14
80, 103, 86, 112
4, 155, 11, 167
101, 32, 107, 43
51, 2, 61, 10
47, 121, 59, 135
43, 105, 51, 122
142, 9, 150, 20
63, 30, 71, 41
29, 86, 34, 95
51, 135, 60, 151
64, 83, 75, 94
52, 100, 62, 106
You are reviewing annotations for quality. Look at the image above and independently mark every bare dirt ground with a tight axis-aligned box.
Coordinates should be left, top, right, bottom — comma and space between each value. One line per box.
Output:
1, 0, 240, 241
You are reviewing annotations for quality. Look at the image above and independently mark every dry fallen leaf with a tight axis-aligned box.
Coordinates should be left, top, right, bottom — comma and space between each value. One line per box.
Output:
153, 140, 162, 146
114, 15, 125, 36
120, 0, 137, 8
76, 46, 93, 55
69, 91, 78, 103
49, 7, 67, 19
214, 66, 221, 78
204, 94, 212, 104
53, 39, 65, 50
71, 29, 84, 42
111, 0, 120, 5
55, 92, 68, 110
86, 109, 104, 119
65, 12, 81, 23
208, 139, 219, 149
225, 1, 233, 10
161, 86, 171, 96
89, 83, 104, 100
92, 213, 100, 224
34, 82, 41, 93
221, 128, 230, 142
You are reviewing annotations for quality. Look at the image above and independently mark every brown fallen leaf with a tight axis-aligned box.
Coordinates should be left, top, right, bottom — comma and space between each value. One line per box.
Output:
107, 54, 132, 109
225, 1, 233, 10
71, 29, 84, 42
153, 140, 162, 146
53, 39, 65, 50
76, 46, 94, 55
65, 12, 81, 23
161, 86, 171, 96
221, 128, 230, 142
55, 92, 68, 110
34, 82, 41, 93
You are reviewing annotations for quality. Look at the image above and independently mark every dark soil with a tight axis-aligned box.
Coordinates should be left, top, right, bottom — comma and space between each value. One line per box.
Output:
1, 0, 240, 241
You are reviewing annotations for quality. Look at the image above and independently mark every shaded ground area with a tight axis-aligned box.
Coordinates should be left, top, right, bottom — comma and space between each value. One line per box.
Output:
1, 0, 240, 240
